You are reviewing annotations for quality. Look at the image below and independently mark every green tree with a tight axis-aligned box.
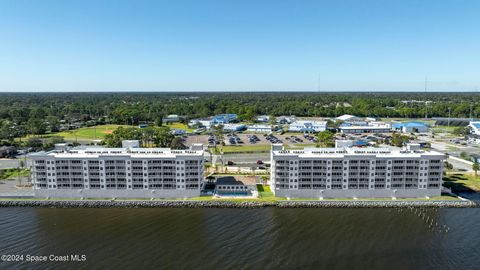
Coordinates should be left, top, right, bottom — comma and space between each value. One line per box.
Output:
390, 133, 408, 147
24, 138, 43, 150
460, 152, 470, 161
444, 161, 453, 171
170, 137, 187, 149
473, 162, 479, 176
268, 115, 276, 125
46, 116, 61, 132
316, 130, 335, 147
154, 127, 175, 147
212, 124, 225, 146
155, 115, 163, 127
26, 118, 46, 136
43, 136, 65, 150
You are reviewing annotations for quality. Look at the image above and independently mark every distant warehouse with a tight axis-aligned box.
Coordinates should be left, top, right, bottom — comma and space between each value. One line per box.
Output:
270, 144, 445, 199
392, 122, 429, 133
247, 124, 272, 133
339, 124, 391, 134
29, 141, 205, 198
288, 120, 327, 133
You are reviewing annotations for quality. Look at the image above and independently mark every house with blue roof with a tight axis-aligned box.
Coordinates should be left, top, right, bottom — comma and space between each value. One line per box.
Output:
392, 122, 429, 133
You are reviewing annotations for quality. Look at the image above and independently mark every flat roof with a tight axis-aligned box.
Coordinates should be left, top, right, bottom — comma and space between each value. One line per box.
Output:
29, 147, 204, 159
273, 146, 444, 159
340, 125, 390, 130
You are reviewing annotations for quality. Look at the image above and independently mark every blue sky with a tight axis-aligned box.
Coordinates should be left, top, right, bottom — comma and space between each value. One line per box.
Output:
0, 0, 479, 92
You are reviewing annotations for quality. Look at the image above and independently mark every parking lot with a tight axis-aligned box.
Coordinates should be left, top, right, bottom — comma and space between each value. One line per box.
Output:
184, 132, 320, 148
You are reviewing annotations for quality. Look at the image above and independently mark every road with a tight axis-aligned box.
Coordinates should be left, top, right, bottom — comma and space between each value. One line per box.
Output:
447, 157, 474, 173
0, 178, 33, 197
206, 152, 270, 165
0, 159, 21, 169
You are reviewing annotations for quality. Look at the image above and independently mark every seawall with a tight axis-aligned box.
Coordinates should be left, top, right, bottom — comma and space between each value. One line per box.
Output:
0, 200, 476, 208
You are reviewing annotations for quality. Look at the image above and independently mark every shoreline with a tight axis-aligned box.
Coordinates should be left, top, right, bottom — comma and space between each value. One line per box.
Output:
0, 199, 476, 208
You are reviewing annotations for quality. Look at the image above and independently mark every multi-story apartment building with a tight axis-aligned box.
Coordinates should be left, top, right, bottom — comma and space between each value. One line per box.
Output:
270, 144, 445, 198
29, 142, 204, 198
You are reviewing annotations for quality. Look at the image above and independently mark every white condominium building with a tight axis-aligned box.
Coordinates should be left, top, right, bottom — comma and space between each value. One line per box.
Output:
270, 144, 445, 198
29, 142, 204, 198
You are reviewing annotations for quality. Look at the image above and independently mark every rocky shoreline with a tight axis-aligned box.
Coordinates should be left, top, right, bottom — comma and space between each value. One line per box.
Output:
0, 199, 476, 208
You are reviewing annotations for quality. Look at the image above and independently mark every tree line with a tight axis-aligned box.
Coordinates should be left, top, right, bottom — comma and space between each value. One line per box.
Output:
1, 92, 479, 143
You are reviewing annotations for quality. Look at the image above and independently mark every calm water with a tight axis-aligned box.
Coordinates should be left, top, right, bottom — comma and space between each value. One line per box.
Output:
0, 206, 479, 270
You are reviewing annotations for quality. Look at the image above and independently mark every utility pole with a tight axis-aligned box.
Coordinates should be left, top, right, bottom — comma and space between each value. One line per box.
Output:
424, 76, 428, 119
470, 104, 473, 121
448, 107, 451, 127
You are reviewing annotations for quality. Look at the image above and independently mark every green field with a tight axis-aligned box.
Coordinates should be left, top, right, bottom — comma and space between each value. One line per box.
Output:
16, 122, 193, 142
443, 173, 480, 192
431, 125, 459, 134
216, 144, 271, 153
257, 184, 276, 201
51, 125, 130, 141
165, 122, 194, 132
287, 195, 460, 201
0, 168, 30, 180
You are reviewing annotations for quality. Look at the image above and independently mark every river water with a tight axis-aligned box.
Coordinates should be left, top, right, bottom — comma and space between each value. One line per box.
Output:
0, 205, 479, 269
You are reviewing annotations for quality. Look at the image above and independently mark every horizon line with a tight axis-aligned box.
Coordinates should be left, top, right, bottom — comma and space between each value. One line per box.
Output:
0, 89, 479, 93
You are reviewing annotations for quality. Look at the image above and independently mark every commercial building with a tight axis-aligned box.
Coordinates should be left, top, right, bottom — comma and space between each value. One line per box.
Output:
336, 114, 361, 122
29, 141, 205, 198
392, 122, 429, 133
276, 115, 296, 124
270, 144, 444, 198
339, 124, 391, 134
163, 114, 180, 123
223, 124, 246, 132
247, 124, 272, 133
468, 121, 480, 136
189, 114, 238, 129
256, 115, 270, 123
288, 121, 327, 133
213, 114, 238, 124
214, 176, 256, 197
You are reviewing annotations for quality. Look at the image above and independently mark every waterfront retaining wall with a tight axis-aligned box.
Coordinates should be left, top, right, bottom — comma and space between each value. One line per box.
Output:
0, 200, 476, 208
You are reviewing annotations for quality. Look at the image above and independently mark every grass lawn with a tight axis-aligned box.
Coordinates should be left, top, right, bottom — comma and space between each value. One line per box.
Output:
52, 124, 130, 140
257, 184, 276, 201
16, 124, 130, 142
287, 195, 460, 201
165, 122, 194, 132
432, 125, 458, 134
0, 168, 30, 180
443, 173, 480, 192
216, 144, 271, 153
17, 123, 191, 142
